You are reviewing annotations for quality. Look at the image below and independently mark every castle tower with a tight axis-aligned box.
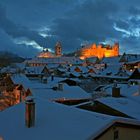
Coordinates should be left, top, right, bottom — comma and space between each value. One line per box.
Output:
113, 42, 119, 56
55, 42, 62, 57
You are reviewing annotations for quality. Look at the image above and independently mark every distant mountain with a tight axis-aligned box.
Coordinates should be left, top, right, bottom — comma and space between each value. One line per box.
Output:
0, 51, 25, 67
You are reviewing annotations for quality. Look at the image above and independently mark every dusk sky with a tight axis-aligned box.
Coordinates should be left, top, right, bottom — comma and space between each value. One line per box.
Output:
0, 0, 140, 57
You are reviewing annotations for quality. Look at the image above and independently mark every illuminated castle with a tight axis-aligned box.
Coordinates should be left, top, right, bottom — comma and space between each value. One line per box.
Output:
78, 42, 119, 59
37, 41, 119, 60
37, 42, 62, 58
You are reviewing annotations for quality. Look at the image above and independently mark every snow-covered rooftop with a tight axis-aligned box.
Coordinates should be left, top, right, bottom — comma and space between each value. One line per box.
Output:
0, 98, 113, 140
121, 54, 140, 63
104, 84, 140, 103
32, 83, 90, 100
1, 98, 139, 140
25, 57, 84, 64
11, 74, 31, 90
24, 66, 47, 75
101, 56, 120, 64
96, 97, 140, 120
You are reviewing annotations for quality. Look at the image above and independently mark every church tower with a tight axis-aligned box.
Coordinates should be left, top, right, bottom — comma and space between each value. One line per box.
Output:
55, 42, 62, 57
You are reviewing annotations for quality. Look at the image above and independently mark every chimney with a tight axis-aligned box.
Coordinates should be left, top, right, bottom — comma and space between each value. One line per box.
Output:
112, 83, 120, 97
51, 73, 54, 81
58, 83, 63, 91
25, 97, 35, 128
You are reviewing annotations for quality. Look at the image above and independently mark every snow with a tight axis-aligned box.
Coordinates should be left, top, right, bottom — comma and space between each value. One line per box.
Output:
0, 67, 17, 74
104, 84, 140, 103
70, 66, 88, 73
14, 63, 26, 70
57, 67, 66, 72
17, 76, 89, 100
121, 54, 140, 63
32, 83, 91, 100
101, 56, 120, 64
26, 57, 84, 65
0, 98, 115, 140
24, 66, 46, 75
98, 64, 122, 76
104, 84, 139, 98
28, 77, 66, 89
96, 97, 140, 120
69, 71, 81, 77
11, 74, 31, 90
1, 97, 140, 140
86, 57, 97, 63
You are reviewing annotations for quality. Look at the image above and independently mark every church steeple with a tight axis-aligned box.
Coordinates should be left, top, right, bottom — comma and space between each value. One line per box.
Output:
55, 42, 62, 57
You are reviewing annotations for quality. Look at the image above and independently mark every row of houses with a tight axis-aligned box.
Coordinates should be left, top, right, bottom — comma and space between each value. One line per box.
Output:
0, 72, 140, 139
1, 79, 140, 140
0, 74, 32, 111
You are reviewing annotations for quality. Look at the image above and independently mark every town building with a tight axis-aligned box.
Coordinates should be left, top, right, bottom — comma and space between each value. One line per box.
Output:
37, 42, 62, 58
78, 42, 119, 59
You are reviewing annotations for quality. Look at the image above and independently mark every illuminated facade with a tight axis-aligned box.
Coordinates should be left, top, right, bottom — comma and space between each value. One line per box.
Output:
79, 43, 119, 59
37, 42, 62, 58
38, 48, 54, 58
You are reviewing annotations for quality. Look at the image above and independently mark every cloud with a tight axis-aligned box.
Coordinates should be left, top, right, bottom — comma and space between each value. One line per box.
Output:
0, 1, 81, 55
0, 28, 40, 57
50, 0, 121, 52
0, 4, 47, 47
0, 3, 50, 56
50, 0, 140, 54
0, 0, 140, 55
0, 0, 79, 28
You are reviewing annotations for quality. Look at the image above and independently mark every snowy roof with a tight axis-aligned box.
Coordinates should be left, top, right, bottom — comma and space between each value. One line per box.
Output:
47, 63, 59, 69
78, 66, 88, 73
96, 97, 140, 120
24, 66, 47, 75
99, 64, 121, 75
0, 67, 17, 74
126, 59, 140, 64
104, 84, 140, 103
101, 56, 120, 64
32, 83, 90, 100
69, 71, 81, 77
25, 57, 84, 65
94, 63, 130, 79
1, 98, 140, 140
57, 67, 66, 72
11, 74, 31, 90
29, 77, 66, 89
120, 54, 140, 63
69, 66, 88, 73
14, 63, 26, 70
86, 57, 98, 63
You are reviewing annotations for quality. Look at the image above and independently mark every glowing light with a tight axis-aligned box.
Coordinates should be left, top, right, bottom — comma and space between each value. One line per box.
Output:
79, 43, 119, 59
37, 48, 54, 58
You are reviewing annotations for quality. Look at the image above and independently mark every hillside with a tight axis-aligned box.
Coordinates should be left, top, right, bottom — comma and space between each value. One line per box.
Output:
0, 51, 25, 67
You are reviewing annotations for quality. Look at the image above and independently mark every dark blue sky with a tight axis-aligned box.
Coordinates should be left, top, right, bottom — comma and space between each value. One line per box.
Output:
0, 0, 140, 57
